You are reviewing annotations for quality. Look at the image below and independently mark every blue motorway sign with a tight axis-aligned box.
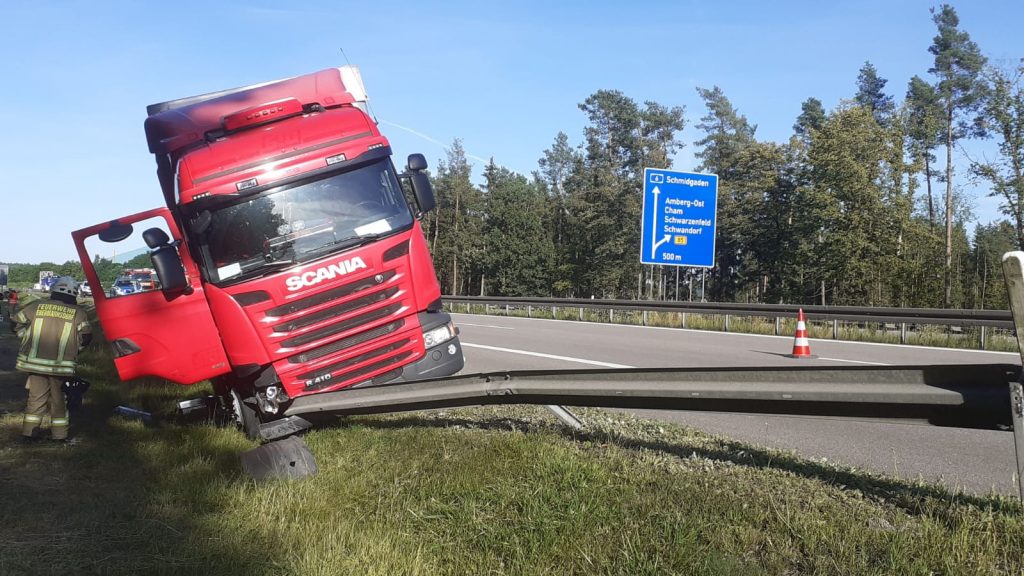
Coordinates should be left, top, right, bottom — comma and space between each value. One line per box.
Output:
640, 168, 718, 268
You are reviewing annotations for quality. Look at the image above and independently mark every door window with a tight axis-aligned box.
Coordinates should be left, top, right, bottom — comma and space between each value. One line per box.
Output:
83, 216, 171, 298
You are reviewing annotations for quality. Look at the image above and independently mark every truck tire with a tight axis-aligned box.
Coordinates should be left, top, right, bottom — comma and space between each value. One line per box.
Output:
230, 389, 262, 441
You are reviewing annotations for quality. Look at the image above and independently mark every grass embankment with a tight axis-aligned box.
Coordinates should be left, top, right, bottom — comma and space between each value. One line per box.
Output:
1, 319, 1023, 574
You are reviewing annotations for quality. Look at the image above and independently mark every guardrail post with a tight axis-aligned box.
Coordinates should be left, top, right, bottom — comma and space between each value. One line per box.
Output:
980, 326, 987, 350
775, 316, 780, 336
485, 304, 489, 315
545, 405, 585, 431
505, 304, 509, 316
724, 315, 730, 332
900, 323, 907, 345
643, 310, 648, 326
553, 306, 558, 320
579, 307, 583, 321
999, 251, 1024, 501
681, 312, 687, 329
832, 320, 838, 340
610, 309, 614, 323
528, 305, 532, 318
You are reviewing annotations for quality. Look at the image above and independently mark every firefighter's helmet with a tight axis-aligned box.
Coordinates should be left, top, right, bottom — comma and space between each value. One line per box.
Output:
51, 276, 78, 297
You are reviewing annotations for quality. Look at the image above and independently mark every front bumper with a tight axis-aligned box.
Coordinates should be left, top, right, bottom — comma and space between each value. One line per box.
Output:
397, 335, 464, 382
380, 310, 464, 384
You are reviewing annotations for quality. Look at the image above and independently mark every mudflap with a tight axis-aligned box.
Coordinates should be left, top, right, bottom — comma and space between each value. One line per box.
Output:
239, 435, 318, 481
258, 415, 314, 442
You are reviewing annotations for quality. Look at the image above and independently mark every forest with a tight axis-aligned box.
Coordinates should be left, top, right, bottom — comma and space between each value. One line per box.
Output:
423, 5, 1023, 309
6, 6, 1021, 310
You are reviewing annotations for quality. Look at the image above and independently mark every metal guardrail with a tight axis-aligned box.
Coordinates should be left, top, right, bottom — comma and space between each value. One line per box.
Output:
442, 295, 1015, 328
444, 295, 1016, 349
278, 364, 1018, 433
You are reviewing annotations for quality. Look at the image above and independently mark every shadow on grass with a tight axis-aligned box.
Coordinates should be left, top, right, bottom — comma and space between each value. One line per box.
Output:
0, 318, 262, 576
348, 410, 1022, 520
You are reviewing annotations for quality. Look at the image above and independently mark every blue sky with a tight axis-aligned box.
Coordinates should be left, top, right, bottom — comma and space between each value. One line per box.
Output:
2, 0, 1021, 264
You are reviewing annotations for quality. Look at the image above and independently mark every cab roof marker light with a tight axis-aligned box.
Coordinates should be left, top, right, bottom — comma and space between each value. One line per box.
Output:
368, 143, 384, 150
325, 153, 347, 165
222, 97, 304, 132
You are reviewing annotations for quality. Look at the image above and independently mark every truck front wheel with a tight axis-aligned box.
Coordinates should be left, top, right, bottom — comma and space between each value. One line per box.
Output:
230, 389, 262, 440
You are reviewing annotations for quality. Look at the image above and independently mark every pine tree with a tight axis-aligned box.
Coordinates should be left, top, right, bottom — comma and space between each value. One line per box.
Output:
694, 86, 757, 300
905, 75, 944, 228
928, 4, 987, 305
427, 140, 484, 295
854, 61, 895, 125
481, 162, 554, 296
793, 97, 826, 142
970, 62, 1024, 249
569, 90, 685, 298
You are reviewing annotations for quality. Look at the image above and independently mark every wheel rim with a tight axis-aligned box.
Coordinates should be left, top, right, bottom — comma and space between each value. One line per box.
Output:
229, 389, 245, 428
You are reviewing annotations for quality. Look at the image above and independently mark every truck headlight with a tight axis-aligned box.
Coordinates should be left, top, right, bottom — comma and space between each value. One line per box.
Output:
422, 322, 456, 348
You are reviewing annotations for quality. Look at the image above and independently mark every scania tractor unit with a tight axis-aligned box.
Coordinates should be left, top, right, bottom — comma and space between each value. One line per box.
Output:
72, 66, 464, 439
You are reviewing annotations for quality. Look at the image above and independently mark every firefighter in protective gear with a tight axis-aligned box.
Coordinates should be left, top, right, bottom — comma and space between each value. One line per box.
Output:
13, 276, 92, 441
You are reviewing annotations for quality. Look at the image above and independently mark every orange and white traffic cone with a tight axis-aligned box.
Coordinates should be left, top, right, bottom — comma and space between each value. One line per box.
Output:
789, 308, 815, 358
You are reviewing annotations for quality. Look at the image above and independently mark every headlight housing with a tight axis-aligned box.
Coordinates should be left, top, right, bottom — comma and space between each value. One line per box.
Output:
422, 322, 456, 348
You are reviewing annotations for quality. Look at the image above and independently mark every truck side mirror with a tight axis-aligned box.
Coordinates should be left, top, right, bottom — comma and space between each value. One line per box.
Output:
99, 220, 134, 243
409, 172, 436, 214
143, 227, 190, 297
407, 153, 428, 172
405, 154, 435, 215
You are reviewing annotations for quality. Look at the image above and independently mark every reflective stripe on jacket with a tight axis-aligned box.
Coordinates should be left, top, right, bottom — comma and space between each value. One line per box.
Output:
14, 300, 92, 376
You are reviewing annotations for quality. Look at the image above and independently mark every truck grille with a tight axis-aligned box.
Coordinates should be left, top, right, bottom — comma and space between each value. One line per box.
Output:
280, 303, 402, 348
266, 270, 397, 318
299, 341, 412, 390
264, 261, 421, 394
274, 286, 400, 332
288, 318, 406, 364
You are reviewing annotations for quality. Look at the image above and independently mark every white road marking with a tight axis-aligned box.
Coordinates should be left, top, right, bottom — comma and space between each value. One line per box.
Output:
457, 322, 515, 330
818, 357, 891, 366
462, 342, 635, 368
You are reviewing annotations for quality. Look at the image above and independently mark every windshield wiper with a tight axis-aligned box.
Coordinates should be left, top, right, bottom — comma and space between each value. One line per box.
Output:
312, 233, 385, 255
259, 258, 298, 272
233, 257, 298, 281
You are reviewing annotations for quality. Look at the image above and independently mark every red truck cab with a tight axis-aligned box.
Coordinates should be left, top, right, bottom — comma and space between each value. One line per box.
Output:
72, 66, 464, 438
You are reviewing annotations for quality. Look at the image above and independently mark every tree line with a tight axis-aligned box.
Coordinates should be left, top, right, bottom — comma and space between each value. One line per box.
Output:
4, 254, 151, 289
424, 4, 1024, 309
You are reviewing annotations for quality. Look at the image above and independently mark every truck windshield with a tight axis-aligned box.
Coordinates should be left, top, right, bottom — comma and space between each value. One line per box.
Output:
196, 158, 414, 283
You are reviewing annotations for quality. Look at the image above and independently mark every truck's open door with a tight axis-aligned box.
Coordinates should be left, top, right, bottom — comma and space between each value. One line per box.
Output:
72, 207, 230, 384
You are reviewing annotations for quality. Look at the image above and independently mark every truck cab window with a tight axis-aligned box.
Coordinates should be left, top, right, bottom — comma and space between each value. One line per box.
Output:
195, 157, 414, 284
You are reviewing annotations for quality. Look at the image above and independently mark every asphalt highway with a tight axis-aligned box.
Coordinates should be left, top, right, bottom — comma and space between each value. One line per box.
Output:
450, 312, 1022, 496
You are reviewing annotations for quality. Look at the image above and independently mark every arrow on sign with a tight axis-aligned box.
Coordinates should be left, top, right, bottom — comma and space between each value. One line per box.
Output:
653, 234, 671, 257
650, 186, 671, 258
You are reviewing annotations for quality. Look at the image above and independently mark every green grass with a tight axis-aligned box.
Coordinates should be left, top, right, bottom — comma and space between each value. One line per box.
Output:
1, 321, 1023, 574
457, 303, 1020, 353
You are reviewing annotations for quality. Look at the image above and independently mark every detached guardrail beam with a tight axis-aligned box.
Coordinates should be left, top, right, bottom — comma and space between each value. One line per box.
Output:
261, 364, 1019, 442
